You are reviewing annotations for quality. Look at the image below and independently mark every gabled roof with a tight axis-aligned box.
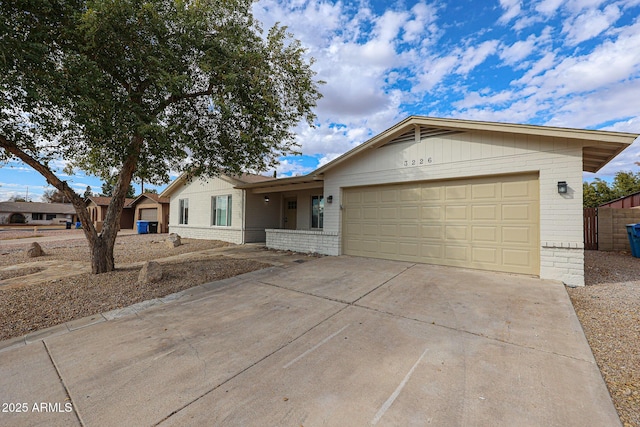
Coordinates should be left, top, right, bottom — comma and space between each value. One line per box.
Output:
130, 193, 170, 206
85, 196, 135, 208
160, 172, 274, 198
0, 201, 76, 214
310, 116, 639, 175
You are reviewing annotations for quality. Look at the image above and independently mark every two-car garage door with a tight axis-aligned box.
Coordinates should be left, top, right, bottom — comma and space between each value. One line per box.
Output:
342, 174, 539, 275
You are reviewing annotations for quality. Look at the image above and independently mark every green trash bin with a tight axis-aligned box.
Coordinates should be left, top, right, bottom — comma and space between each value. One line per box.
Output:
625, 224, 640, 258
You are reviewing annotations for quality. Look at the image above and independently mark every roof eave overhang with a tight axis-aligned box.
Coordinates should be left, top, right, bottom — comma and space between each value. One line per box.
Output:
237, 174, 324, 194
312, 115, 639, 175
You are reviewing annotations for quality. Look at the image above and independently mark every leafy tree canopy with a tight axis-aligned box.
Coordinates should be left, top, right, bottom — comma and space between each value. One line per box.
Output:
101, 175, 135, 199
0, 0, 321, 273
583, 171, 640, 207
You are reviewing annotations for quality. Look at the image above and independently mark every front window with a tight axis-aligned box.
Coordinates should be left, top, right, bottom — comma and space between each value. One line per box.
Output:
46, 214, 56, 220
32, 213, 43, 220
212, 195, 232, 226
311, 195, 324, 229
179, 199, 189, 224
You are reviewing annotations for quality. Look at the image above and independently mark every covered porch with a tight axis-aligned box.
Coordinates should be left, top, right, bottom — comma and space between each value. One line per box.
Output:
238, 174, 339, 255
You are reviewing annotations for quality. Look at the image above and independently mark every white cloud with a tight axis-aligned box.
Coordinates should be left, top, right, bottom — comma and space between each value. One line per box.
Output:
562, 4, 621, 45
498, 0, 523, 24
457, 40, 500, 74
535, 0, 564, 15
273, 158, 315, 177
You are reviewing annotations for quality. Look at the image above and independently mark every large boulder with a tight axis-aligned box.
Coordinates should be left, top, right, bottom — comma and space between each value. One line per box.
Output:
166, 233, 182, 248
26, 242, 44, 258
138, 261, 163, 284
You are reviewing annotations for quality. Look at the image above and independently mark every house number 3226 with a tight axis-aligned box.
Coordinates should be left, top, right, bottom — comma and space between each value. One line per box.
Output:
403, 158, 432, 166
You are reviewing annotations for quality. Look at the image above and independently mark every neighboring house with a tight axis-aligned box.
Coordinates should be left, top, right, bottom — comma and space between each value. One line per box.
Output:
130, 193, 170, 233
85, 196, 135, 231
164, 116, 639, 286
0, 201, 77, 225
599, 190, 640, 208
161, 173, 277, 243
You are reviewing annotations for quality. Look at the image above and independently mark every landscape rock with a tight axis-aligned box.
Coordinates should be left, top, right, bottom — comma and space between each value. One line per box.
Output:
166, 233, 182, 248
26, 242, 44, 258
138, 261, 163, 284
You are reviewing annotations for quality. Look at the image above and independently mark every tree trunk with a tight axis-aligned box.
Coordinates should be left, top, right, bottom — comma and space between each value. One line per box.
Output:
90, 237, 115, 274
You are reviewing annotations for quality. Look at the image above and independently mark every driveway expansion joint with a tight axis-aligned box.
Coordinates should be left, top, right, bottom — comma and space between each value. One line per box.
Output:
43, 340, 85, 427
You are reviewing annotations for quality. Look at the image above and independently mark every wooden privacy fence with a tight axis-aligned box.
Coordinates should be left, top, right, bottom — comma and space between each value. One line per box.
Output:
583, 208, 598, 250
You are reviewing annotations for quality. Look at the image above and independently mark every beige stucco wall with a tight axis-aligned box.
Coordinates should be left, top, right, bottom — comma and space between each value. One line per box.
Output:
133, 198, 170, 233
598, 207, 640, 251
322, 130, 585, 286
167, 176, 245, 244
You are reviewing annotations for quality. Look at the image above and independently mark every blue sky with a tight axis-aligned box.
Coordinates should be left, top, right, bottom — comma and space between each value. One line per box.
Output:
2, 0, 640, 201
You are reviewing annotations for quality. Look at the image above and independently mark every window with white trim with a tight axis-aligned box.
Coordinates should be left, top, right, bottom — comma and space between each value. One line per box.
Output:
311, 195, 324, 229
212, 195, 232, 226
179, 199, 189, 224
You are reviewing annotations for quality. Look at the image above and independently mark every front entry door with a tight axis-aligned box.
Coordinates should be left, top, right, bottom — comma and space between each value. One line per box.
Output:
284, 198, 297, 229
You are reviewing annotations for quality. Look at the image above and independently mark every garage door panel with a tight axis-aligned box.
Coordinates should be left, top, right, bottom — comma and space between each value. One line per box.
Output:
380, 190, 397, 203
472, 226, 497, 242
421, 206, 441, 220
379, 241, 398, 255
345, 207, 362, 220
472, 205, 498, 220
380, 224, 398, 237
399, 224, 418, 237
399, 242, 419, 256
421, 187, 442, 201
502, 180, 532, 198
446, 185, 467, 200
343, 174, 539, 276
503, 226, 530, 244
380, 207, 397, 219
140, 208, 157, 221
362, 224, 379, 236
421, 225, 442, 239
421, 244, 443, 258
446, 205, 468, 220
344, 222, 362, 235
361, 240, 380, 253
363, 191, 378, 204
503, 249, 533, 268
502, 204, 532, 221
471, 183, 497, 199
445, 245, 468, 261
401, 188, 421, 202
345, 192, 362, 204
363, 208, 378, 220
472, 247, 498, 264
445, 225, 467, 241
400, 206, 419, 220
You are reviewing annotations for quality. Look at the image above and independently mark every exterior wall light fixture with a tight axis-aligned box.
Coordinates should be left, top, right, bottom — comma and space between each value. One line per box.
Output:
264, 195, 270, 203
327, 195, 333, 203
557, 181, 568, 194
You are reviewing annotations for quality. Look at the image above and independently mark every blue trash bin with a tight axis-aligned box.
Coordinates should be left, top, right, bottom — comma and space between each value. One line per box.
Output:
625, 224, 640, 258
136, 220, 149, 234
75, 221, 81, 229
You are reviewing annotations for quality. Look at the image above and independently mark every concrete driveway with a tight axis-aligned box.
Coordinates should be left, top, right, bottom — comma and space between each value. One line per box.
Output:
0, 256, 619, 426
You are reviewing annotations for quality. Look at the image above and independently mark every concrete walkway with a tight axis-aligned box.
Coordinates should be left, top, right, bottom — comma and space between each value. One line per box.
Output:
0, 257, 620, 427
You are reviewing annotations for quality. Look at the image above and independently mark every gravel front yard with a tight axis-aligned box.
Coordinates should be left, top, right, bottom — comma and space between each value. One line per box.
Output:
567, 250, 640, 427
0, 234, 269, 341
